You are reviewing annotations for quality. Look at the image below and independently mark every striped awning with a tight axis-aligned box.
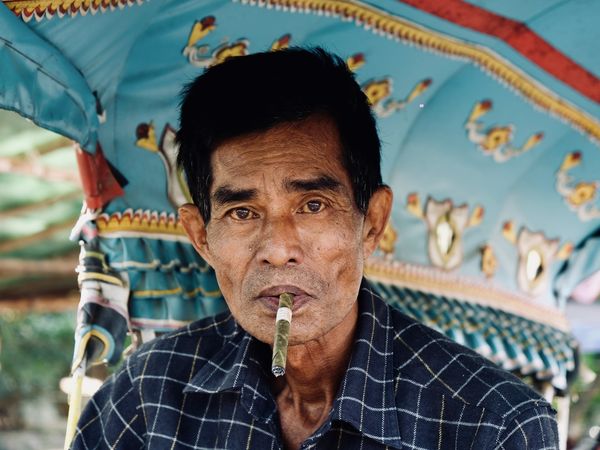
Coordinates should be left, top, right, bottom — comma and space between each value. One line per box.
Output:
369, 279, 578, 393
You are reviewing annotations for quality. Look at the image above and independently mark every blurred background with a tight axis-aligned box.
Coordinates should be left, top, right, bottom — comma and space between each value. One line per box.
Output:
0, 111, 84, 449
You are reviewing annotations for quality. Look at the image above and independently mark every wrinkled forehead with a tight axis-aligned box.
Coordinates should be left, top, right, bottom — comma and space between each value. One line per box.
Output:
210, 114, 348, 184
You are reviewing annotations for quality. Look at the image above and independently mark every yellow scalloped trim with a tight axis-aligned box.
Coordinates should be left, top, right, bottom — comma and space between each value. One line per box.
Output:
133, 285, 222, 298
96, 209, 186, 236
364, 258, 570, 331
244, 0, 600, 142
5, 0, 144, 20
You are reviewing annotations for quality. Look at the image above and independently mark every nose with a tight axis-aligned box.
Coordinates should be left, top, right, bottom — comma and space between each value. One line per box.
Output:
256, 214, 304, 267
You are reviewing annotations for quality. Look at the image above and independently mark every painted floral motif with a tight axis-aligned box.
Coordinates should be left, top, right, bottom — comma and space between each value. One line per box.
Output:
186, 16, 217, 46
182, 16, 249, 68
556, 151, 600, 221
345, 51, 429, 116
465, 100, 543, 162
185, 38, 249, 68
182, 16, 294, 67
362, 78, 431, 118
480, 244, 497, 278
346, 53, 365, 72
407, 193, 483, 270
135, 122, 191, 208
271, 34, 291, 51
503, 221, 572, 297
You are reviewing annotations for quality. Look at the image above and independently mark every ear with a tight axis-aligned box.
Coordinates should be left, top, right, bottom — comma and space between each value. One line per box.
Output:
362, 186, 393, 257
178, 203, 213, 266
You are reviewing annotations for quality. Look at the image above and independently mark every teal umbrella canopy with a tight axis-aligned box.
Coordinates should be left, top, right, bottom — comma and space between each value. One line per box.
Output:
1, 0, 599, 390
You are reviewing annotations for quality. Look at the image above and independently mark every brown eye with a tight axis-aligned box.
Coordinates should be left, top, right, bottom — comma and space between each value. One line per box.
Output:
231, 208, 252, 220
300, 200, 324, 213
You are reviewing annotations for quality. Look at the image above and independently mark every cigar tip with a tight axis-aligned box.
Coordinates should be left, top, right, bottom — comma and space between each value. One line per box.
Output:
272, 366, 285, 377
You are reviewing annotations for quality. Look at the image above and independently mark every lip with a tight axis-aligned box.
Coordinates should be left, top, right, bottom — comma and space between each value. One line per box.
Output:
258, 285, 308, 297
256, 285, 312, 313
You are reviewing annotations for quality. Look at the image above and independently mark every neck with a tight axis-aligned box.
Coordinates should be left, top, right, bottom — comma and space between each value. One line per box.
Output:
272, 300, 358, 405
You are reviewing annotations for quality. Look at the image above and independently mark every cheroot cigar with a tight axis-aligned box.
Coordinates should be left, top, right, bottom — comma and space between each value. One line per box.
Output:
271, 293, 294, 377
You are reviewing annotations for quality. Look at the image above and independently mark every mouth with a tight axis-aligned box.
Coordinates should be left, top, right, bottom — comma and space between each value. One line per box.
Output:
256, 285, 312, 313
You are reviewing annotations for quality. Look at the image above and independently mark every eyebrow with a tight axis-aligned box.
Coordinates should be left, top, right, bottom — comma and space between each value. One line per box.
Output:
283, 175, 343, 194
211, 175, 343, 208
212, 186, 257, 207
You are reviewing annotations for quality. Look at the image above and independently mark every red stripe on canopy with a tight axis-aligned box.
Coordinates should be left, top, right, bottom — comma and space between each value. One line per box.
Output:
400, 0, 600, 104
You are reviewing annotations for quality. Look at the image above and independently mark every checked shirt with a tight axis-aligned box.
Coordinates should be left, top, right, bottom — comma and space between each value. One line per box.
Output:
72, 279, 559, 449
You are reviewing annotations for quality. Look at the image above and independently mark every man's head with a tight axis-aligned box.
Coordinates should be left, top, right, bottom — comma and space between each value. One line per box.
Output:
177, 47, 382, 222
177, 48, 392, 345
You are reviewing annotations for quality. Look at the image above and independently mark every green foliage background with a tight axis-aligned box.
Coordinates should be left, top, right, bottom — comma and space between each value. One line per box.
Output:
570, 353, 600, 438
0, 311, 75, 399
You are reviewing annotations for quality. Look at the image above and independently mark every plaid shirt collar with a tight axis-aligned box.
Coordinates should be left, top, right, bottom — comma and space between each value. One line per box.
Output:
183, 279, 403, 449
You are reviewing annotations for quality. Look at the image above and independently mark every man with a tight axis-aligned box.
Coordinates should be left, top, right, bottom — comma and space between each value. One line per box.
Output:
72, 48, 559, 449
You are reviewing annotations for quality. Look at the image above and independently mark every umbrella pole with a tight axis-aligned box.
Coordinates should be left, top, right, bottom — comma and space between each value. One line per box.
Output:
63, 364, 85, 450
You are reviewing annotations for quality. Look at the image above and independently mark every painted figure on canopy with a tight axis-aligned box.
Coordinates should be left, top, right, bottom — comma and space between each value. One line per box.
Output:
465, 100, 544, 163
556, 151, 600, 221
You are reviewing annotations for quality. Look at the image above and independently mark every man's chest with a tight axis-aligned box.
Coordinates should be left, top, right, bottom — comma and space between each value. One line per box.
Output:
139, 390, 498, 450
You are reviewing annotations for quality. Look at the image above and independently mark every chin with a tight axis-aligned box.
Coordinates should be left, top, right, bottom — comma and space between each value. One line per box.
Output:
235, 316, 277, 345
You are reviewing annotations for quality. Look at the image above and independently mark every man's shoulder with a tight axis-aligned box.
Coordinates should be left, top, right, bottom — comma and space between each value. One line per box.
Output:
386, 300, 550, 421
126, 311, 238, 377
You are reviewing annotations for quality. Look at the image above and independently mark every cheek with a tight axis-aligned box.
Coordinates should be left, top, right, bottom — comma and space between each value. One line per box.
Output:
207, 222, 252, 261
206, 226, 245, 289
308, 219, 364, 274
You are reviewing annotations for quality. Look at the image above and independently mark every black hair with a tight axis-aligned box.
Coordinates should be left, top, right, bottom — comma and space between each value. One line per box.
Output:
176, 47, 382, 222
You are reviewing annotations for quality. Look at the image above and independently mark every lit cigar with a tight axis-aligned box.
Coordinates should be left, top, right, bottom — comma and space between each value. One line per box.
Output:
271, 293, 294, 377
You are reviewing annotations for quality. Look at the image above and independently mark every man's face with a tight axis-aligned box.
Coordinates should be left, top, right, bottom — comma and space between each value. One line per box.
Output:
181, 114, 389, 345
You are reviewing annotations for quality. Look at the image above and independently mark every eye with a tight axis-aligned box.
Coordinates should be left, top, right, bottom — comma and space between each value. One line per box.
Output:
229, 207, 256, 220
299, 200, 325, 214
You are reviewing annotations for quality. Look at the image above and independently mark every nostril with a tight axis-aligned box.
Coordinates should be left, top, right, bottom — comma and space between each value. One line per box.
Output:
261, 256, 299, 266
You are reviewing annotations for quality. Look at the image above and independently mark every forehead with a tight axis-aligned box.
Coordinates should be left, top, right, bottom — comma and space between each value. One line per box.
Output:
210, 115, 348, 183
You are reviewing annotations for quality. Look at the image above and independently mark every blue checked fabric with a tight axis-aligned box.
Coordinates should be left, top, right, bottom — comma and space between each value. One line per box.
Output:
71, 279, 559, 449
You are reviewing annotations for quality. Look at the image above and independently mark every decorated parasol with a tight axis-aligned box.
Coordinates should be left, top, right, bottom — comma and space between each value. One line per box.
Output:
1, 1, 599, 447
